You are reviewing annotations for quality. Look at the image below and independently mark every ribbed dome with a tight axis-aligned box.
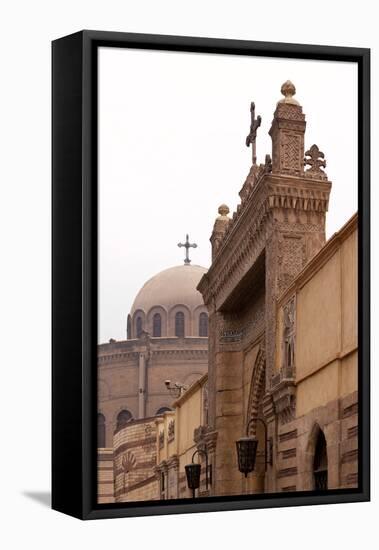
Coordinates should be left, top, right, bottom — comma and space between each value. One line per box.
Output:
130, 264, 207, 316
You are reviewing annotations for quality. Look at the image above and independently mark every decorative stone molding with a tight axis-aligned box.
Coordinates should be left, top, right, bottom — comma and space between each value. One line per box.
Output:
246, 347, 266, 434
168, 419, 175, 442
198, 168, 331, 312
193, 425, 208, 450
204, 430, 218, 453
271, 375, 296, 424
166, 455, 179, 471
202, 382, 209, 426
193, 425, 218, 454
282, 295, 296, 372
262, 392, 276, 423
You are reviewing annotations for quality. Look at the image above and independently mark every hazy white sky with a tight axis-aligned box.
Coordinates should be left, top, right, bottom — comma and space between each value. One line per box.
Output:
98, 47, 357, 343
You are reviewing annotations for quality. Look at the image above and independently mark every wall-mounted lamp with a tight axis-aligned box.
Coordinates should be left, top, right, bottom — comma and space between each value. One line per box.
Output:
185, 449, 211, 498
236, 418, 273, 477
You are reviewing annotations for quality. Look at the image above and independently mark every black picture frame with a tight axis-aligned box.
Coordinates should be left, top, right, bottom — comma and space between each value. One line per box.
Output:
52, 30, 370, 520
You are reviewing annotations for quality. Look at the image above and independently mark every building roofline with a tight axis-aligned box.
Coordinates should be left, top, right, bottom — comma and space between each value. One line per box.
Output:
172, 372, 208, 408
278, 212, 358, 306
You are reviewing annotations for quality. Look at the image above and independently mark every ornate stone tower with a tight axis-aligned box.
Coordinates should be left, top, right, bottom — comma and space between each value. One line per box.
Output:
198, 82, 332, 496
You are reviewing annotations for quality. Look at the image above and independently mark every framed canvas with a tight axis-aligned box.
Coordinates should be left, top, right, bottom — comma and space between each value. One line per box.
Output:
52, 31, 370, 520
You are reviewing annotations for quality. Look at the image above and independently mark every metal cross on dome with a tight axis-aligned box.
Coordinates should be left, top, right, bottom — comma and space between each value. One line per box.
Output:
178, 234, 197, 265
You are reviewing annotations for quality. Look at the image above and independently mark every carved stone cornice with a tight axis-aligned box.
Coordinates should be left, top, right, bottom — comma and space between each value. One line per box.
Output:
267, 174, 331, 212
166, 455, 179, 470
198, 170, 331, 311
193, 425, 208, 448
193, 425, 218, 454
154, 460, 169, 477
262, 392, 276, 423
270, 368, 296, 424
204, 430, 218, 453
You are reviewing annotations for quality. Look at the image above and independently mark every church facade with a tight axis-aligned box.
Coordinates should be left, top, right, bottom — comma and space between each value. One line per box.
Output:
98, 81, 358, 504
197, 81, 358, 495
97, 262, 209, 502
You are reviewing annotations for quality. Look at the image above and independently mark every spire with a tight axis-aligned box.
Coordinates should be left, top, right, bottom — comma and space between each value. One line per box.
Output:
177, 234, 197, 265
269, 80, 306, 176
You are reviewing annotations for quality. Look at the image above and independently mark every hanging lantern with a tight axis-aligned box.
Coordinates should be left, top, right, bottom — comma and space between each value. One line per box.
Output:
236, 436, 258, 477
185, 463, 201, 497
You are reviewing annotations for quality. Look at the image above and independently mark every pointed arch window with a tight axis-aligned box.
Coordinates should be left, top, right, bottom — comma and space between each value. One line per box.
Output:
98, 413, 106, 448
153, 313, 162, 337
175, 311, 185, 337
136, 316, 143, 338
199, 312, 208, 337
116, 409, 133, 431
313, 429, 328, 490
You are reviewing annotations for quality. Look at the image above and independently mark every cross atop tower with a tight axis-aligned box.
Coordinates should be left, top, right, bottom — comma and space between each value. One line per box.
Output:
245, 102, 262, 165
178, 234, 197, 265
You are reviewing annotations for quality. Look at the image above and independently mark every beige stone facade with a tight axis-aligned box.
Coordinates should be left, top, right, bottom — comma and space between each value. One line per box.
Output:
97, 263, 209, 448
197, 81, 358, 496
155, 375, 211, 500
98, 81, 358, 504
97, 264, 209, 502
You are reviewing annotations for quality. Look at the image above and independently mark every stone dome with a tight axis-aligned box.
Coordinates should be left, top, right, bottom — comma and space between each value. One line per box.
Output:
128, 264, 208, 339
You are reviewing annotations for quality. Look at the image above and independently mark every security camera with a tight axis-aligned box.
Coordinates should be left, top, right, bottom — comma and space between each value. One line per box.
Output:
165, 380, 171, 388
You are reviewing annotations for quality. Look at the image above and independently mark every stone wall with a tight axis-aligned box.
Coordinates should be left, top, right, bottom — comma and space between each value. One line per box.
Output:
98, 336, 208, 446
114, 417, 158, 502
97, 449, 115, 504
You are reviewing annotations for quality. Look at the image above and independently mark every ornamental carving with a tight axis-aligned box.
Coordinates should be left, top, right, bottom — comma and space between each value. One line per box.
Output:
246, 347, 266, 435
304, 144, 328, 180
275, 103, 305, 121
283, 296, 296, 373
278, 235, 306, 294
122, 451, 137, 473
168, 420, 175, 441
202, 383, 209, 426
281, 133, 302, 173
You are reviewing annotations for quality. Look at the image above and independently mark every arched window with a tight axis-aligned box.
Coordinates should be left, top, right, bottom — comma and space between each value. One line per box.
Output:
98, 413, 106, 448
116, 409, 133, 431
136, 316, 143, 338
156, 407, 172, 416
127, 315, 131, 339
199, 312, 208, 337
153, 313, 162, 337
175, 311, 185, 337
313, 429, 328, 490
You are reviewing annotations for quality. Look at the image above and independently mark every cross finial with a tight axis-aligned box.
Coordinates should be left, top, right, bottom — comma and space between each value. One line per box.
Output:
245, 102, 262, 165
177, 234, 197, 265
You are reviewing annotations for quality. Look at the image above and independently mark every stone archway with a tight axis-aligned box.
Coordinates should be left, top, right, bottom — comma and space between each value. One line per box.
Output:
245, 346, 266, 492
303, 422, 328, 491
246, 346, 266, 436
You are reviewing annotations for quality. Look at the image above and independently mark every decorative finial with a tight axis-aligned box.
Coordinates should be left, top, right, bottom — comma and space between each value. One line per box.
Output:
177, 234, 197, 265
279, 80, 299, 105
245, 102, 262, 165
304, 144, 328, 179
218, 204, 230, 217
